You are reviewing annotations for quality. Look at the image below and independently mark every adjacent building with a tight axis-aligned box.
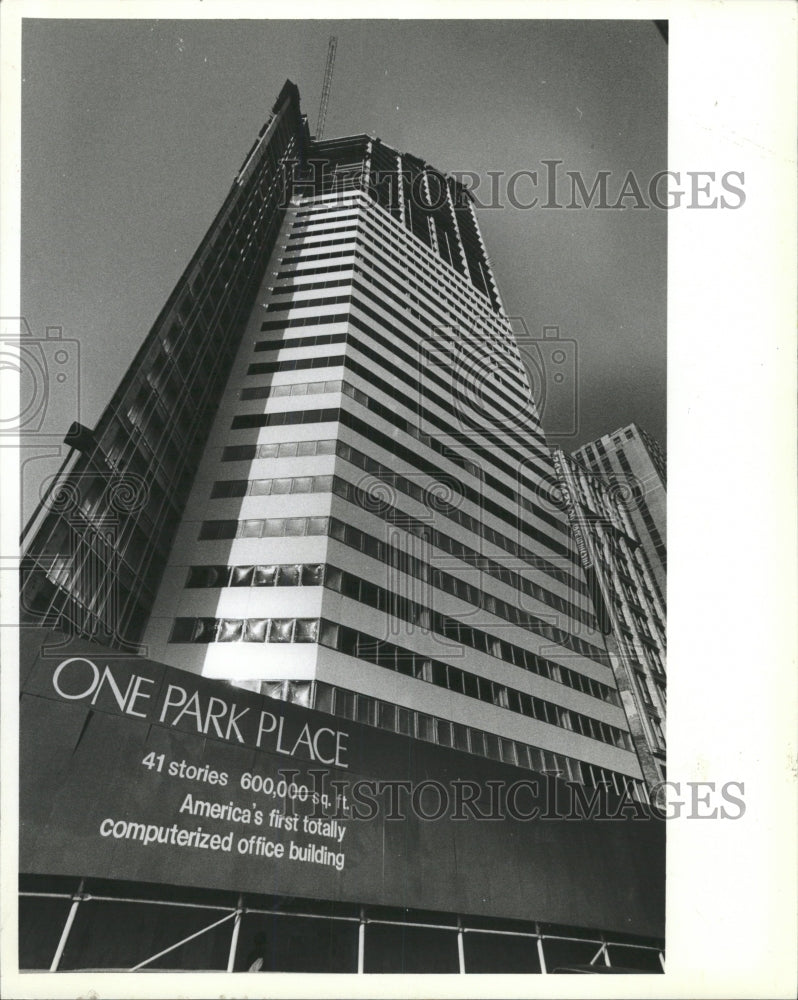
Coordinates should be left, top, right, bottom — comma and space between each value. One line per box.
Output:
572, 424, 666, 605
551, 447, 667, 791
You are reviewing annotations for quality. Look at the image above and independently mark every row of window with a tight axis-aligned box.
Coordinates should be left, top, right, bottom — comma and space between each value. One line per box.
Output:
170, 616, 319, 644
348, 246, 524, 405
323, 569, 620, 735
287, 225, 359, 243
327, 480, 608, 666
289, 212, 359, 230
185, 562, 324, 588
325, 524, 610, 702
244, 353, 345, 376
279, 245, 356, 265
332, 364, 577, 565
344, 291, 552, 483
318, 621, 628, 748
266, 293, 350, 313
332, 423, 588, 606
181, 554, 615, 712
222, 437, 337, 461
249, 332, 347, 363
269, 276, 351, 298
240, 377, 343, 401
240, 339, 567, 558
217, 414, 586, 603
231, 405, 338, 431
210, 471, 334, 498
198, 515, 329, 540
259, 311, 349, 334
357, 198, 514, 350
274, 260, 354, 280
272, 677, 645, 799
167, 609, 628, 752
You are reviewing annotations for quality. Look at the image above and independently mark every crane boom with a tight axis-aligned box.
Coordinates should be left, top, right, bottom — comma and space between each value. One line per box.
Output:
316, 35, 337, 140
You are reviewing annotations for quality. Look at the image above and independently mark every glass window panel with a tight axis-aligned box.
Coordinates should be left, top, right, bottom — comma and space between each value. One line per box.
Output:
292, 477, 313, 494
253, 564, 278, 586
230, 566, 254, 587
262, 680, 287, 700
452, 722, 469, 752
218, 619, 243, 642
272, 478, 292, 495
286, 681, 312, 707
268, 618, 294, 642
484, 732, 501, 760
316, 439, 335, 455
284, 518, 306, 536
437, 719, 453, 747
193, 618, 218, 643
261, 518, 284, 536
318, 620, 339, 646
277, 442, 298, 458
314, 475, 334, 492
244, 618, 269, 642
314, 681, 335, 714
249, 479, 272, 496
272, 384, 291, 397
296, 440, 316, 457
416, 713, 435, 742
276, 565, 301, 586
356, 695, 373, 725
240, 519, 262, 538
294, 619, 319, 643
377, 701, 396, 731
307, 516, 329, 535
469, 729, 486, 758
258, 443, 279, 458
396, 706, 413, 736
301, 563, 325, 586
499, 737, 517, 765
336, 690, 356, 720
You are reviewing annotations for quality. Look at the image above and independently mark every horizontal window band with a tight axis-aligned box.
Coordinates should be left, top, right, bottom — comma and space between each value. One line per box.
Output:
318, 619, 627, 744
169, 615, 319, 644
230, 406, 339, 430
224, 401, 587, 596
313, 678, 644, 796
259, 312, 349, 333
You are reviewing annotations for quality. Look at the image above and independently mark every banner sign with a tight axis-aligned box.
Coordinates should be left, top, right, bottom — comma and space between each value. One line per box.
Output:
19, 629, 664, 937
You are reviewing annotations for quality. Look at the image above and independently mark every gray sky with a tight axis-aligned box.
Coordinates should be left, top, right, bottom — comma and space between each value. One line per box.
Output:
21, 18, 666, 520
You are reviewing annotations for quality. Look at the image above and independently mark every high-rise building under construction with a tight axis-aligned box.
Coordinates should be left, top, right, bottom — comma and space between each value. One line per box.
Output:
21, 79, 650, 803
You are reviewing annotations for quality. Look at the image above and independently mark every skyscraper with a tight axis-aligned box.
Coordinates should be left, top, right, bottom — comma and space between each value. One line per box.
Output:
572, 424, 666, 605
21, 79, 649, 802
17, 78, 665, 975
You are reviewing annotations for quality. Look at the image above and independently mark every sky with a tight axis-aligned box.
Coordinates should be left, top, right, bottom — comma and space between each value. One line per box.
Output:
20, 17, 666, 521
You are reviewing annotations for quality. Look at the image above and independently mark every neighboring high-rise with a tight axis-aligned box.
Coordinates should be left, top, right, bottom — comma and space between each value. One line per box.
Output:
572, 425, 666, 605
21, 79, 650, 804
551, 447, 667, 792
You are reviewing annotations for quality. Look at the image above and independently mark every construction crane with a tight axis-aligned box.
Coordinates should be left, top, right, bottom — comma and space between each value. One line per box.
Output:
315, 35, 337, 141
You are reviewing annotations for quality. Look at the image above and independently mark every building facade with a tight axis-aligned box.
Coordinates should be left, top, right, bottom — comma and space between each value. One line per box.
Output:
21, 79, 651, 804
18, 78, 666, 974
551, 447, 667, 791
572, 424, 667, 606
